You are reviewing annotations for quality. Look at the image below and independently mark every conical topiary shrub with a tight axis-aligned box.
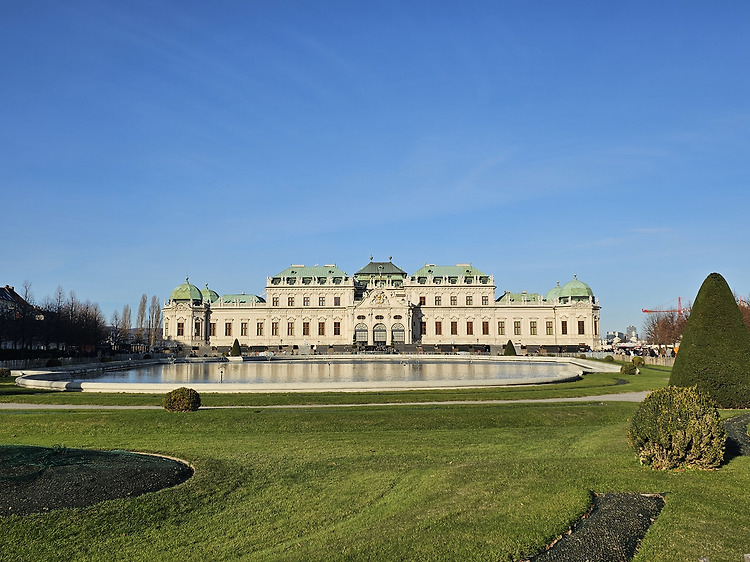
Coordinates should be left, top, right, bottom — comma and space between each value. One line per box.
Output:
503, 340, 517, 356
230, 338, 241, 357
669, 272, 750, 408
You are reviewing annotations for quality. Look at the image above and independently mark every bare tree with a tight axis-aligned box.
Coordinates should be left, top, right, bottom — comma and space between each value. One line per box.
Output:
121, 304, 132, 344
735, 293, 750, 331
147, 295, 162, 347
643, 311, 689, 348
135, 294, 147, 344
110, 310, 122, 349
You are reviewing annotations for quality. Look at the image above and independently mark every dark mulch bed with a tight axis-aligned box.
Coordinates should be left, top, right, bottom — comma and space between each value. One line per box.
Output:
0, 445, 193, 517
526, 492, 665, 562
723, 412, 750, 458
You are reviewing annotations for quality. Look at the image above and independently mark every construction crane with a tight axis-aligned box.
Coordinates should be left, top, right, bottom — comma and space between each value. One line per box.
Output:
642, 297, 690, 317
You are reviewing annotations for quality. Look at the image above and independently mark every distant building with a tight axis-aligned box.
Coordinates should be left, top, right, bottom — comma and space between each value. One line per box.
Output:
626, 325, 639, 341
162, 260, 601, 353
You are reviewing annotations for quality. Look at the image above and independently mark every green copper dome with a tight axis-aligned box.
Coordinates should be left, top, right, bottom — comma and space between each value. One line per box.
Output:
170, 278, 203, 303
559, 275, 594, 300
201, 284, 220, 303
545, 281, 563, 302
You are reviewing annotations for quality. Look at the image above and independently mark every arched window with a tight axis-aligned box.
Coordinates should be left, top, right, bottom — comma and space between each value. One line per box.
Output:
391, 323, 405, 343
373, 323, 387, 345
355, 323, 369, 343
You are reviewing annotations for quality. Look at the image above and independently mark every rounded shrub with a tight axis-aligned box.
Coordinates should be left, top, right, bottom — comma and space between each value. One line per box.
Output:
578, 353, 587, 359
45, 358, 62, 368
632, 356, 645, 367
0, 368, 11, 378
143, 353, 152, 360
620, 362, 638, 376
627, 386, 726, 470
162, 387, 201, 412
100, 356, 112, 363
603, 355, 615, 363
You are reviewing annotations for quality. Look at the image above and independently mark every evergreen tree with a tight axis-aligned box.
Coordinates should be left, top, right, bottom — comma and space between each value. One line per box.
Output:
230, 338, 241, 356
669, 272, 750, 408
503, 339, 517, 356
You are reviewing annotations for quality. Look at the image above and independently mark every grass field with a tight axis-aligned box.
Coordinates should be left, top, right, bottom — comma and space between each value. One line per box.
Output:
2, 365, 749, 561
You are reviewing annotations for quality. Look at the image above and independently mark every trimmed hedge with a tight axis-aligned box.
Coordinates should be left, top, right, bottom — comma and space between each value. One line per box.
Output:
627, 386, 725, 470
0, 368, 11, 378
632, 356, 645, 367
230, 338, 241, 357
162, 387, 201, 412
502, 340, 517, 356
45, 358, 62, 368
669, 272, 750, 408
603, 355, 615, 363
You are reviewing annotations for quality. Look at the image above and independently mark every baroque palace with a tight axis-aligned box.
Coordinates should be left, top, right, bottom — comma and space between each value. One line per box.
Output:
162, 259, 601, 354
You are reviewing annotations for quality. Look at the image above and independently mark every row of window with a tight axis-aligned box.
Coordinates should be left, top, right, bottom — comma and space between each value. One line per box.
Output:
171, 319, 597, 339
174, 321, 346, 338
418, 295, 490, 306
271, 296, 343, 307
419, 319, 590, 337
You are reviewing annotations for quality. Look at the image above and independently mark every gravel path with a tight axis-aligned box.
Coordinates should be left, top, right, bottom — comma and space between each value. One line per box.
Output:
0, 391, 649, 410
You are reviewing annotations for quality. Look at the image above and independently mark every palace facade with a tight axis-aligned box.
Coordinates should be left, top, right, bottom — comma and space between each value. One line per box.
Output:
162, 260, 601, 354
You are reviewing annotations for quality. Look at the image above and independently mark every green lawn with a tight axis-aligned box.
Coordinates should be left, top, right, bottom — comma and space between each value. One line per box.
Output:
2, 366, 749, 561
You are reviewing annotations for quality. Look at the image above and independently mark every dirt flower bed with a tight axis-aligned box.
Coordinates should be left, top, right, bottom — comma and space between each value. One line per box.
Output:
0, 445, 193, 517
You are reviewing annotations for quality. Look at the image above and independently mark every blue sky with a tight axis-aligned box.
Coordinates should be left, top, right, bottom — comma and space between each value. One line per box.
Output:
2, 1, 749, 335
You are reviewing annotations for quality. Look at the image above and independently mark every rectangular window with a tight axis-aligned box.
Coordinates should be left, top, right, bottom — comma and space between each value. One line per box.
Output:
272, 296, 279, 307
225, 323, 232, 337
467, 321, 474, 335
482, 321, 489, 335
303, 296, 310, 307
287, 322, 294, 336
210, 323, 216, 337
435, 296, 441, 306
578, 320, 585, 335
165, 322, 169, 337
319, 296, 325, 306
451, 321, 458, 336
288, 297, 294, 307
513, 321, 521, 336
546, 321, 553, 335
318, 322, 325, 336
435, 321, 442, 335
482, 295, 489, 306
194, 321, 201, 337
450, 296, 457, 306
241, 322, 248, 337
419, 296, 426, 306
594, 320, 599, 335
334, 321, 340, 336
530, 321, 537, 335
498, 321, 505, 335
303, 322, 310, 336
177, 322, 184, 336
334, 296, 341, 306
466, 296, 473, 306
561, 321, 568, 335
257, 322, 264, 336
421, 321, 427, 335
271, 322, 279, 336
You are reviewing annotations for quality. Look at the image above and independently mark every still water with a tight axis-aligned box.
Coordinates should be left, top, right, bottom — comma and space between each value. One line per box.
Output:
74, 358, 573, 385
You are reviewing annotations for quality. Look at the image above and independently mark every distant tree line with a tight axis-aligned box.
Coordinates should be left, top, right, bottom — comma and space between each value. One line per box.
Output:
0, 281, 161, 357
642, 293, 750, 347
